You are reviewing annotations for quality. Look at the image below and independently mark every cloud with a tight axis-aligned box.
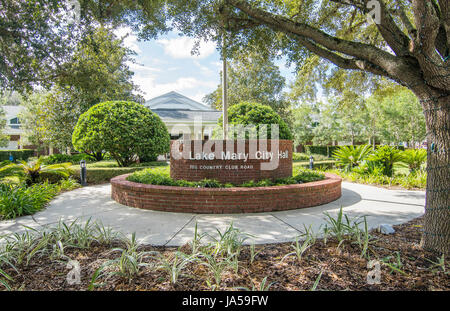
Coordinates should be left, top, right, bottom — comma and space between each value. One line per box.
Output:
157, 37, 217, 59
114, 27, 141, 53
133, 73, 217, 100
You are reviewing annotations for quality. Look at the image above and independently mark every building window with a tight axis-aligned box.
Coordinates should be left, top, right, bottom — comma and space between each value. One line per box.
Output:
9, 117, 20, 129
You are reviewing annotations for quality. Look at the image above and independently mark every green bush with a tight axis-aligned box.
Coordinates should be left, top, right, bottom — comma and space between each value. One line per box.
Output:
402, 149, 427, 173
0, 150, 35, 162
293, 160, 336, 170
127, 167, 325, 188
325, 169, 426, 190
217, 102, 293, 140
0, 182, 59, 220
70, 167, 150, 184
304, 146, 340, 157
41, 153, 95, 165
332, 145, 373, 172
367, 146, 405, 177
292, 153, 310, 161
72, 101, 170, 167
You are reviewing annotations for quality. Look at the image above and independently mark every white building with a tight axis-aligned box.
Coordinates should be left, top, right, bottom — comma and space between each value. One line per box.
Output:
1, 105, 24, 150
144, 91, 222, 140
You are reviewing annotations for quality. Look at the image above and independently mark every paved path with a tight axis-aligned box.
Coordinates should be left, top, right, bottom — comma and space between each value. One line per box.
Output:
0, 182, 425, 246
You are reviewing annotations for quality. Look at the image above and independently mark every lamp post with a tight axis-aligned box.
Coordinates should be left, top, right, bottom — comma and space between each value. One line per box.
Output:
80, 160, 87, 186
222, 28, 228, 140
309, 156, 314, 170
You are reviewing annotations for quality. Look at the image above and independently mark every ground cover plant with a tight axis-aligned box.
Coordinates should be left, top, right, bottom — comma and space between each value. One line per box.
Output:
0, 178, 80, 220
0, 214, 447, 291
126, 166, 325, 188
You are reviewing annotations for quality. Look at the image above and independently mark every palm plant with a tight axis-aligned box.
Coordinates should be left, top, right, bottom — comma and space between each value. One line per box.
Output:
0, 161, 24, 180
332, 145, 373, 172
13, 157, 71, 185
402, 149, 427, 173
367, 146, 405, 177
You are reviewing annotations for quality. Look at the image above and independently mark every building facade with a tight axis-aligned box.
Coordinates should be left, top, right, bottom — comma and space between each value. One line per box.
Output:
144, 91, 222, 140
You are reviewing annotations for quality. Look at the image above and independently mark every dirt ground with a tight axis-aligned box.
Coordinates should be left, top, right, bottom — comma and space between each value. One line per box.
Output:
2, 216, 448, 291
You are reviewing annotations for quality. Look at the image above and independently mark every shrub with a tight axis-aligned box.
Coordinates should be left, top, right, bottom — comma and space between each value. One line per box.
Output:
292, 153, 310, 161
127, 167, 325, 187
41, 153, 95, 165
304, 146, 340, 157
0, 150, 34, 162
217, 102, 292, 140
332, 145, 373, 172
70, 167, 150, 185
1, 157, 72, 185
0, 182, 59, 220
72, 101, 170, 167
367, 146, 405, 177
402, 149, 427, 173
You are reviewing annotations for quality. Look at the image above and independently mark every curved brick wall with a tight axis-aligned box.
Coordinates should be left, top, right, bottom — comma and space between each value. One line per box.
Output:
170, 140, 293, 184
111, 173, 342, 214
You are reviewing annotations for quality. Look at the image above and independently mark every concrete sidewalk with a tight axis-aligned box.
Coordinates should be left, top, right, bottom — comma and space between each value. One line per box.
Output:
0, 182, 425, 246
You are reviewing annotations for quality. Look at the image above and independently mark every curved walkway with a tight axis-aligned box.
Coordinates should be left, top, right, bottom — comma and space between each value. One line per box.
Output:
0, 182, 425, 246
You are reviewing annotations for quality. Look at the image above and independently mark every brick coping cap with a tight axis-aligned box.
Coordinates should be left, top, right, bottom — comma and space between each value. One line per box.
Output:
111, 173, 342, 194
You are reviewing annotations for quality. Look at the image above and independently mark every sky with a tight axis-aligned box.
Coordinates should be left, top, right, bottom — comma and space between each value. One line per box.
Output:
116, 27, 297, 104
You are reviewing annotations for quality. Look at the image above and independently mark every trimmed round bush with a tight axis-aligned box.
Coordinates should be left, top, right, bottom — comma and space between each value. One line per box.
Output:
72, 101, 170, 167
217, 102, 293, 140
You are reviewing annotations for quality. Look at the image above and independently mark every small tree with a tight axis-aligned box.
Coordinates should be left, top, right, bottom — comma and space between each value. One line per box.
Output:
217, 102, 293, 140
72, 101, 170, 167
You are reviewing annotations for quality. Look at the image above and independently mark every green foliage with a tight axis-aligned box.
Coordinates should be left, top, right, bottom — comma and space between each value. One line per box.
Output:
72, 101, 170, 167
325, 168, 427, 190
41, 153, 96, 165
292, 153, 310, 161
0, 150, 35, 162
367, 146, 405, 177
13, 157, 72, 185
216, 102, 292, 140
0, 107, 9, 148
102, 233, 156, 281
403, 149, 427, 173
19, 27, 142, 151
204, 51, 290, 123
0, 182, 58, 220
332, 145, 373, 172
127, 167, 325, 188
304, 146, 340, 157
70, 167, 149, 185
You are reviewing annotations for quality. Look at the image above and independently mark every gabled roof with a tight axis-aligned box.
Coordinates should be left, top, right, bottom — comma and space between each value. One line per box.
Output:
144, 91, 217, 111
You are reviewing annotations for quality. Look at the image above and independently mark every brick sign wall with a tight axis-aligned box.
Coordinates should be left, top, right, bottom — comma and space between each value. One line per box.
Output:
170, 140, 293, 184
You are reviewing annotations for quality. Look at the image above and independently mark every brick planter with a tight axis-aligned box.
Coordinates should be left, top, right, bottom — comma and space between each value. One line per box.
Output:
111, 173, 342, 214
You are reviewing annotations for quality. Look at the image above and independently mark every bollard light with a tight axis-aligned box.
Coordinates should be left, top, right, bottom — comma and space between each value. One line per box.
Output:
309, 155, 314, 170
80, 160, 87, 186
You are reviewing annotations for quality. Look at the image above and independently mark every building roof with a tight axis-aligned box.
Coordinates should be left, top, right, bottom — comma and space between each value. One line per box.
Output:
144, 91, 222, 123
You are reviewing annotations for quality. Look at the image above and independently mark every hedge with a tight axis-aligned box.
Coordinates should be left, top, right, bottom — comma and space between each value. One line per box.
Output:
0, 149, 35, 162
304, 146, 340, 157
70, 167, 149, 185
294, 160, 337, 170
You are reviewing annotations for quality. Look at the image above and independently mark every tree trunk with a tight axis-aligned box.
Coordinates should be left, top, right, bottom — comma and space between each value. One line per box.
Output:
418, 91, 450, 254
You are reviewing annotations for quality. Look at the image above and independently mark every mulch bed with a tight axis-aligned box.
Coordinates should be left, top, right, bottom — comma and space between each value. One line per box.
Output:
2, 216, 448, 291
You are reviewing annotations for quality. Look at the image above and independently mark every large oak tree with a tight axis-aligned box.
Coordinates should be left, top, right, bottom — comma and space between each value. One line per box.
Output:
1, 0, 448, 253
123, 0, 449, 254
